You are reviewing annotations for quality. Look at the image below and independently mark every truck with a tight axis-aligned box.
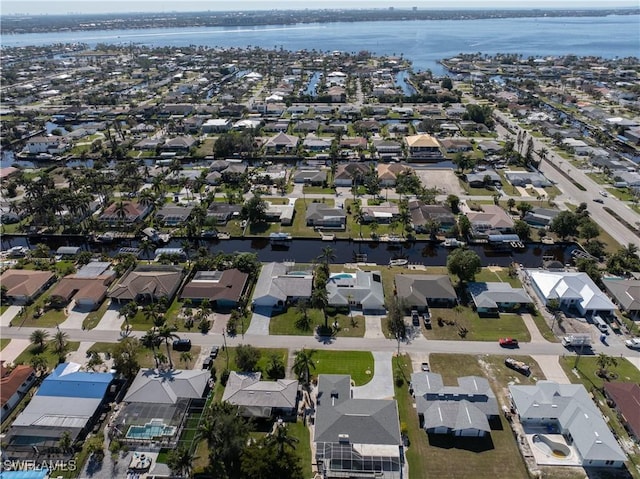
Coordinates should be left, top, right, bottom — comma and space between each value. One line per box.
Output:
561, 334, 592, 348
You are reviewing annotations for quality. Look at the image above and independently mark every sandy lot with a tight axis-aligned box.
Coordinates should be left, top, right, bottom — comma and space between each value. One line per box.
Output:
413, 168, 464, 196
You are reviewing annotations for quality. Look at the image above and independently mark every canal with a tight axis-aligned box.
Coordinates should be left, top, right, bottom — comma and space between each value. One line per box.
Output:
1, 235, 579, 268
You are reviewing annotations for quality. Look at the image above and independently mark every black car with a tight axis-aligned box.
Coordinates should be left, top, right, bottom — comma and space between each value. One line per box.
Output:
210, 346, 219, 359
172, 339, 192, 351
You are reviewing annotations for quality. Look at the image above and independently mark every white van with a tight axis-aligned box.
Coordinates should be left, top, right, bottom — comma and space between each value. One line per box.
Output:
593, 315, 609, 334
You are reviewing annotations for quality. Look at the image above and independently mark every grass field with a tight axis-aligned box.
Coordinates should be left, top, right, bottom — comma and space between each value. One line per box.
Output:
269, 307, 365, 337
0, 338, 10, 351
425, 308, 531, 342
394, 353, 532, 479
311, 350, 374, 386
88, 341, 202, 370
14, 340, 81, 369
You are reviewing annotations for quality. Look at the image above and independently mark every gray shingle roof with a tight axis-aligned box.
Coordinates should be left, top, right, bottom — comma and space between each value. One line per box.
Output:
395, 274, 457, 307
124, 368, 209, 404
467, 282, 532, 309
222, 371, 298, 410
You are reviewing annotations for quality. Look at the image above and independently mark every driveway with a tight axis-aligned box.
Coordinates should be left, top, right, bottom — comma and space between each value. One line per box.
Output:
59, 303, 90, 330
532, 355, 571, 384
521, 313, 547, 343
66, 341, 96, 365
0, 305, 21, 328
0, 339, 30, 364
94, 302, 123, 331
352, 351, 394, 400
246, 307, 272, 336
364, 315, 385, 339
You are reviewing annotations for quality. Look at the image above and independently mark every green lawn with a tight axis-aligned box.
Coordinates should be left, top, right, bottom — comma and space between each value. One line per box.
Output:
426, 308, 531, 342
559, 356, 640, 478
88, 341, 202, 370
310, 350, 374, 386
394, 353, 531, 479
473, 267, 522, 288
269, 307, 365, 337
213, 347, 288, 378
10, 302, 68, 328
0, 304, 8, 315
288, 420, 312, 478
14, 340, 81, 370
0, 338, 10, 351
529, 311, 559, 342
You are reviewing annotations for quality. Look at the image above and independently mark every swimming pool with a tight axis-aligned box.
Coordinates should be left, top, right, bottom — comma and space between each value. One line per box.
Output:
330, 273, 354, 280
125, 420, 176, 440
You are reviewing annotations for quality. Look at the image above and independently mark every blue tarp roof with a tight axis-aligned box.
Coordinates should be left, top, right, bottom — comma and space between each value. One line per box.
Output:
36, 363, 114, 399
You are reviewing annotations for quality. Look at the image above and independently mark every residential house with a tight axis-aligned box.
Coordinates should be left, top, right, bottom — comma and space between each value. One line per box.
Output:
294, 120, 320, 134
251, 262, 313, 310
306, 202, 347, 229
408, 201, 456, 234
265, 203, 295, 226
361, 204, 400, 224
206, 203, 242, 224
264, 132, 299, 153
328, 86, 346, 102
477, 140, 501, 154
340, 137, 368, 151
439, 138, 473, 153
49, 262, 115, 311
0, 269, 55, 304
523, 207, 561, 227
327, 270, 385, 314
162, 135, 196, 152
99, 201, 151, 225
109, 265, 185, 304
467, 282, 533, 316
0, 362, 36, 422
411, 372, 499, 437
394, 274, 457, 311
180, 269, 249, 310
377, 163, 411, 187
4, 363, 115, 455
505, 171, 552, 188
404, 134, 442, 161
202, 118, 232, 133
333, 163, 369, 187
155, 205, 194, 226
120, 368, 209, 448
601, 279, 640, 319
222, 371, 299, 418
303, 134, 332, 152
465, 169, 501, 188
294, 169, 327, 185
509, 381, 627, 468
314, 374, 402, 479
525, 270, 617, 317
24, 136, 70, 155
373, 139, 403, 161
134, 137, 164, 151
466, 205, 514, 237
603, 382, 640, 443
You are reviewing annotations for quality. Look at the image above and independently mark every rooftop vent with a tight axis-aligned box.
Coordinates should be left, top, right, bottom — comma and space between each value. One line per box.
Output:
338, 434, 350, 444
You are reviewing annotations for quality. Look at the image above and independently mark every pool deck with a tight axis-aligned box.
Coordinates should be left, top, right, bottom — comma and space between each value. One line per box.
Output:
524, 432, 582, 466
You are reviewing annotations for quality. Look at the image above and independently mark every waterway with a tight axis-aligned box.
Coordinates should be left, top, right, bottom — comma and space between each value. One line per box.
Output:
2, 15, 638, 74
0, 235, 578, 268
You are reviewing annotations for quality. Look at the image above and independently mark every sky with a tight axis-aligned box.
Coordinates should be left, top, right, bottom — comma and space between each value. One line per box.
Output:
2, 1, 638, 16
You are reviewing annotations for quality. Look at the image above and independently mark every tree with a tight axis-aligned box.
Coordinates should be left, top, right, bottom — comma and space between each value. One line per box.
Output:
579, 219, 600, 243
180, 351, 193, 369
112, 337, 141, 380
575, 258, 602, 285
292, 348, 317, 388
295, 298, 312, 331
266, 424, 299, 454
87, 351, 104, 371
140, 329, 161, 368
241, 194, 268, 225
447, 248, 481, 283
386, 295, 406, 355
58, 431, 72, 454
52, 330, 69, 360
266, 353, 285, 380
446, 194, 460, 213
157, 325, 180, 369
241, 435, 304, 479
516, 201, 533, 219
30, 329, 49, 352
457, 214, 471, 238
167, 446, 196, 478
596, 353, 618, 379
440, 77, 453, 90
506, 198, 516, 211
549, 211, 579, 240
317, 246, 336, 271
236, 344, 261, 372
513, 220, 531, 241
30, 354, 49, 375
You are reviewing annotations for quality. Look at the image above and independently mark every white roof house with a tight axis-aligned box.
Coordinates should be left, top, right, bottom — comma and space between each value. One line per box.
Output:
509, 381, 627, 467
327, 270, 385, 314
251, 262, 313, 309
525, 269, 616, 317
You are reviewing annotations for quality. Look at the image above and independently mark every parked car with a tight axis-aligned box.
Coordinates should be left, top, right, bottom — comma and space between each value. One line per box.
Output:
625, 338, 640, 350
421, 362, 430, 372
210, 346, 220, 358
593, 198, 604, 204
411, 309, 420, 326
422, 314, 432, 329
599, 190, 608, 197
172, 338, 192, 351
499, 338, 519, 348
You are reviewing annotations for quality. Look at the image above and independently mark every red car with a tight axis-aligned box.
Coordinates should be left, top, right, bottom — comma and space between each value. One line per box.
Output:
499, 338, 519, 348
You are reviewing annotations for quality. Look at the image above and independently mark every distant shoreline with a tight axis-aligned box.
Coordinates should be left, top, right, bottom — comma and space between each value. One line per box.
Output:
2, 8, 639, 36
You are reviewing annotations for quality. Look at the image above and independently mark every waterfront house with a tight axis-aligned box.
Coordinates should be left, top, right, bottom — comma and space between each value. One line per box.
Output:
109, 265, 184, 304
306, 202, 347, 229
523, 207, 561, 227
327, 270, 385, 314
294, 169, 328, 185
99, 201, 152, 226
466, 282, 533, 316
251, 262, 313, 310
155, 205, 194, 226
180, 269, 249, 310
466, 205, 514, 237
0, 269, 55, 304
333, 163, 369, 187
408, 201, 456, 234
264, 131, 299, 153
49, 262, 115, 311
222, 371, 299, 419
404, 134, 442, 161
395, 274, 457, 311
376, 163, 411, 187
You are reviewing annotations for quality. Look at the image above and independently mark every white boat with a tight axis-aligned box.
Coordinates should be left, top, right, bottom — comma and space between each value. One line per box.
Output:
6, 246, 29, 257
389, 259, 409, 267
269, 232, 292, 244
95, 232, 115, 243
443, 238, 465, 248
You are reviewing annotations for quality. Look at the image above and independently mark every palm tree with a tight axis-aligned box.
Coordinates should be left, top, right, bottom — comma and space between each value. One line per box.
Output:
139, 239, 155, 264
30, 329, 49, 352
596, 353, 618, 379
318, 246, 336, 271
353, 208, 365, 238
622, 243, 639, 259
292, 348, 317, 388
167, 446, 196, 478
52, 330, 69, 359
140, 329, 160, 368
180, 351, 193, 369
369, 220, 379, 239
266, 424, 299, 455
30, 354, 49, 376
157, 325, 180, 369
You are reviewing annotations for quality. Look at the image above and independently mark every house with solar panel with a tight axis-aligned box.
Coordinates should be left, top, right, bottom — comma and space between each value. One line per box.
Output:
3, 363, 116, 457
314, 375, 403, 479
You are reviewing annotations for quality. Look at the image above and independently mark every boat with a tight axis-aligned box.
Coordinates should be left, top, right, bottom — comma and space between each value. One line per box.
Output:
389, 258, 409, 267
94, 232, 115, 243
387, 235, 405, 244
269, 232, 292, 245
5, 246, 29, 258
443, 238, 465, 248
142, 227, 170, 244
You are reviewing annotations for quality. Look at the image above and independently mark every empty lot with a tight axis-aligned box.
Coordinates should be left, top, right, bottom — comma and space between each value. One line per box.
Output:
413, 168, 464, 196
